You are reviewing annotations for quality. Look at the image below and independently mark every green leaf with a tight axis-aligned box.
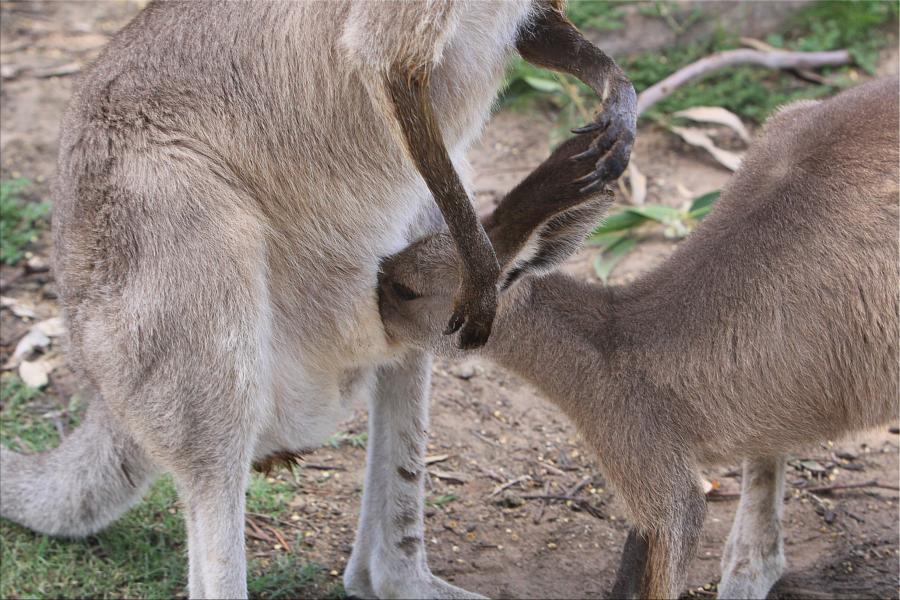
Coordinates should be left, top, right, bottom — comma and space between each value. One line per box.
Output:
522, 76, 563, 93
688, 190, 721, 220
586, 231, 627, 250
626, 204, 682, 223
593, 210, 647, 234
593, 236, 637, 283
427, 494, 458, 508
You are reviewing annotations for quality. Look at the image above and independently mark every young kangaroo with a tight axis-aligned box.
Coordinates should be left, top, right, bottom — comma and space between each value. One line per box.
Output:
0, 1, 636, 598
378, 76, 899, 599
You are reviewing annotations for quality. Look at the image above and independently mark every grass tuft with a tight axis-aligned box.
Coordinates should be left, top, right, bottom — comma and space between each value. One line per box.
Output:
0, 178, 51, 266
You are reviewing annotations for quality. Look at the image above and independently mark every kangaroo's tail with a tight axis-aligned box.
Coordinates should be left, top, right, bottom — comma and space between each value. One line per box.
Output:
1, 399, 158, 537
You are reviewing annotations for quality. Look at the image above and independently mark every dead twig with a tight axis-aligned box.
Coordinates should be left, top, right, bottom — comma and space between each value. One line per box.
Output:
245, 515, 276, 544
265, 524, 291, 552
707, 479, 899, 501
470, 429, 500, 447
637, 48, 851, 115
535, 460, 566, 477
488, 475, 531, 498
472, 462, 504, 483
245, 511, 304, 531
801, 480, 899, 494
520, 494, 605, 520
532, 481, 551, 525
31, 62, 82, 79
301, 463, 345, 471
565, 475, 592, 498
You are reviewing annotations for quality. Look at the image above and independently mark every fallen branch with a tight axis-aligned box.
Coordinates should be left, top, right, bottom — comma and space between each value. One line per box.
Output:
245, 511, 304, 531
636, 48, 851, 115
301, 462, 345, 471
488, 475, 531, 498
532, 481, 551, 524
801, 480, 899, 494
520, 494, 605, 520
266, 524, 291, 552
565, 475, 593, 498
707, 479, 899, 501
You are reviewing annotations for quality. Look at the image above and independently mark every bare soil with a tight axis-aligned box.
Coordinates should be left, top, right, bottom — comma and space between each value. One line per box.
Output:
1, 2, 897, 599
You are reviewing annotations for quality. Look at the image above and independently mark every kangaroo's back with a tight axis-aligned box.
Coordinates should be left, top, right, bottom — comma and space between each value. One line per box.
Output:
622, 77, 899, 455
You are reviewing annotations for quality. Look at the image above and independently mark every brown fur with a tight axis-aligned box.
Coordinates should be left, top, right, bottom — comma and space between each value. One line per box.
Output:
251, 450, 308, 476
379, 76, 900, 598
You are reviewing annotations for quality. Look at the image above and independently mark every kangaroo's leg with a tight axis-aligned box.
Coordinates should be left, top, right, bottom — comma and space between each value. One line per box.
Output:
640, 483, 707, 599
344, 349, 483, 599
342, 1, 501, 350
174, 453, 253, 599
386, 73, 499, 350
0, 399, 159, 537
610, 527, 649, 599
718, 456, 787, 599
516, 4, 637, 192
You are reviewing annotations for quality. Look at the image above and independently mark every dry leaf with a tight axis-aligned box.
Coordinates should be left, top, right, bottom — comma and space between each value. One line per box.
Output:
5, 329, 50, 369
425, 454, 450, 465
428, 469, 472, 484
33, 317, 66, 338
19, 359, 51, 389
1, 296, 37, 319
674, 106, 751, 142
670, 126, 743, 171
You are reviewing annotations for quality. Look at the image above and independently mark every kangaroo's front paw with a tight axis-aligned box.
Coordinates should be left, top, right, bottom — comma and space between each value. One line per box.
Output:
444, 281, 497, 350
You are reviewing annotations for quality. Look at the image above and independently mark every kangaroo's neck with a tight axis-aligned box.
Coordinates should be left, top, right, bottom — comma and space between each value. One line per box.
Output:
484, 273, 625, 418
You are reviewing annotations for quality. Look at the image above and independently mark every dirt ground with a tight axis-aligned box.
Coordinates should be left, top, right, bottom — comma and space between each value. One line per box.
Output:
1, 2, 898, 599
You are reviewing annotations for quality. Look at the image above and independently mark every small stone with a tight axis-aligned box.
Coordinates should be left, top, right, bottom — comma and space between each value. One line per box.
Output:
25, 256, 50, 274
494, 492, 524, 508
835, 449, 858, 461
449, 361, 479, 380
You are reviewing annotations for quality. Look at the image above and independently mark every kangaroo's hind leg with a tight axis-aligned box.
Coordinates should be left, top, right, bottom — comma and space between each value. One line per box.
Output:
344, 349, 484, 599
718, 456, 786, 599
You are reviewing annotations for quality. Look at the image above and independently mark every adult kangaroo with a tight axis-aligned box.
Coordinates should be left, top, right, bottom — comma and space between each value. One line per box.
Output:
0, 1, 635, 598
378, 76, 899, 599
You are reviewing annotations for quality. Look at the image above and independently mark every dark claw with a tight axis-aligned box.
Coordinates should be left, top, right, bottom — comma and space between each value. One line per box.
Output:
444, 311, 465, 336
574, 169, 600, 185
579, 177, 608, 195
571, 146, 601, 162
571, 122, 603, 135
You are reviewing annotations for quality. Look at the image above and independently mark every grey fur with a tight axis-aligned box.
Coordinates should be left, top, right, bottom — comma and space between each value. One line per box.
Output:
379, 76, 900, 599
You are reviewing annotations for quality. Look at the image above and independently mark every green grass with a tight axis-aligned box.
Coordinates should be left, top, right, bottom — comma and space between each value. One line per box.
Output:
0, 374, 341, 599
502, 0, 899, 127
0, 178, 51, 266
0, 374, 83, 453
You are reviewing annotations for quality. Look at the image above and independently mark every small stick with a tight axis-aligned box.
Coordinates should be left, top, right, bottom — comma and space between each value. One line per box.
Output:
266, 524, 291, 552
245, 516, 276, 544
801, 480, 899, 494
565, 475, 592, 498
636, 48, 851, 115
473, 462, 505, 483
245, 511, 305, 531
489, 475, 531, 498
533, 481, 551, 524
471, 429, 500, 447
535, 460, 566, 477
707, 479, 899, 501
302, 463, 346, 471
